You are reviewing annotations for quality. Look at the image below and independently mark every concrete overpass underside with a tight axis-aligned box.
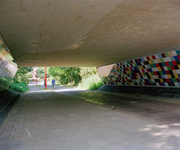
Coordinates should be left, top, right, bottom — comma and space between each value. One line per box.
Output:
1, 2, 180, 149
1, 0, 180, 92
0, 0, 180, 67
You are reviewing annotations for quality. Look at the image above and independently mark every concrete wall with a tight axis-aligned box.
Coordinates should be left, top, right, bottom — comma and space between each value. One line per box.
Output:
0, 89, 20, 128
0, 36, 18, 91
98, 50, 180, 87
0, 37, 19, 129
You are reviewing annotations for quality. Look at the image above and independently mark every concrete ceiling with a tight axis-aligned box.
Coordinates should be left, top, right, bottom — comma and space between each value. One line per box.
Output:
0, 0, 180, 67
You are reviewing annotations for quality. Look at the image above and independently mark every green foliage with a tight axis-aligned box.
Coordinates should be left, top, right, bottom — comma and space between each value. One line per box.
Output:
15, 67, 33, 76
77, 67, 103, 90
37, 67, 47, 79
48, 67, 81, 85
13, 67, 33, 83
48, 67, 103, 90
9, 82, 29, 93
78, 75, 103, 90
7, 67, 32, 92
0, 76, 12, 88
18, 72, 32, 84
79, 67, 97, 79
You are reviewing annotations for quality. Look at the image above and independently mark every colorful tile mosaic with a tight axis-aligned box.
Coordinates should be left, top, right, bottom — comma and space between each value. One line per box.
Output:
97, 50, 180, 87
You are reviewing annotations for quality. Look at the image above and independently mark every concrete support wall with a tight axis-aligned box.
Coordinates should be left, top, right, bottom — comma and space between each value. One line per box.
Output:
98, 50, 180, 87
0, 36, 18, 91
0, 37, 19, 129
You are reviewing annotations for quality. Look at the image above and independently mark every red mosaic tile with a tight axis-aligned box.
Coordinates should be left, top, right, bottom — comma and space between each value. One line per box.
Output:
172, 61, 177, 65
165, 62, 170, 66
152, 55, 156, 59
146, 57, 150, 60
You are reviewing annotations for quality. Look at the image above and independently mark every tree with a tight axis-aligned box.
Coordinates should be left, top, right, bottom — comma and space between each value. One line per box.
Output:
18, 72, 32, 83
16, 67, 33, 76
13, 67, 33, 83
37, 67, 45, 79
47, 67, 99, 86
79, 67, 97, 79
48, 67, 81, 85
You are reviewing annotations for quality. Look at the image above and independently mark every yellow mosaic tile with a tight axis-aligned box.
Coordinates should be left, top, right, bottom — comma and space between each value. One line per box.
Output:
167, 74, 172, 78
148, 60, 152, 64
157, 67, 161, 71
160, 79, 164, 82
174, 74, 179, 78
168, 52, 173, 56
157, 59, 161, 63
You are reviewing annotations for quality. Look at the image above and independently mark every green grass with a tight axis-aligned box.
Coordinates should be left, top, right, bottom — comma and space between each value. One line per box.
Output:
36, 85, 42, 87
78, 75, 103, 90
58, 84, 75, 88
9, 82, 29, 93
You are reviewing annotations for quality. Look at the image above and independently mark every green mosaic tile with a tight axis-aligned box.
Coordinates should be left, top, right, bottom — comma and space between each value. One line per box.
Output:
150, 64, 154, 68
160, 58, 164, 62
171, 74, 175, 78
167, 66, 171, 70
151, 60, 155, 64
176, 60, 180, 65
172, 78, 177, 82
159, 71, 163, 75
165, 53, 169, 57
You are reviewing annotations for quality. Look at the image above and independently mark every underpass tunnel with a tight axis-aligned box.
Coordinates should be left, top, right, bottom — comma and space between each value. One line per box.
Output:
1, 1, 180, 149
1, 0, 180, 99
1, 30, 180, 149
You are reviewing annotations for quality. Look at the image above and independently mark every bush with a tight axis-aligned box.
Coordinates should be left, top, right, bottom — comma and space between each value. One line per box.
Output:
57, 75, 68, 85
0, 76, 12, 88
9, 82, 29, 93
18, 72, 32, 84
78, 75, 103, 90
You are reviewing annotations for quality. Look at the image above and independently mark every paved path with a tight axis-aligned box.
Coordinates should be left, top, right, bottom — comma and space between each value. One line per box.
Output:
0, 84, 180, 150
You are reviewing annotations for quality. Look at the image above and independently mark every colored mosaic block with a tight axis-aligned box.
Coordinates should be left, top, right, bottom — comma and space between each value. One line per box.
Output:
176, 50, 180, 55
98, 50, 180, 87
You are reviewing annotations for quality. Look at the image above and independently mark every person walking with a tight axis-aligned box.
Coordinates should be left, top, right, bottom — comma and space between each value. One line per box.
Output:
52, 78, 55, 89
